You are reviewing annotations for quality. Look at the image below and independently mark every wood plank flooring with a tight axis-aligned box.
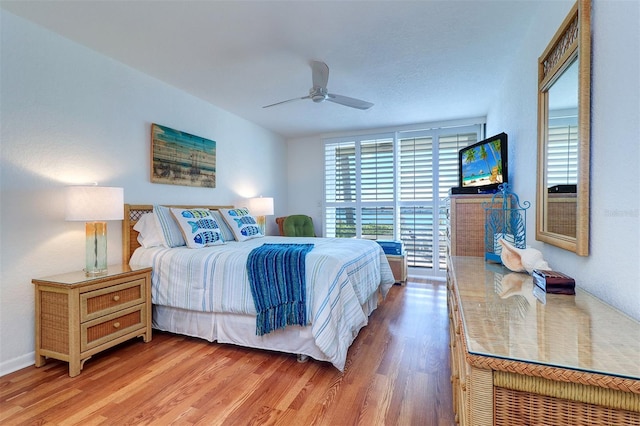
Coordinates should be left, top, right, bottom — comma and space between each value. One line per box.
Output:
1, 280, 454, 425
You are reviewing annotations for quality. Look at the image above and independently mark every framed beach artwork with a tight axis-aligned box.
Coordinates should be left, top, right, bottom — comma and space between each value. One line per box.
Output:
151, 123, 216, 188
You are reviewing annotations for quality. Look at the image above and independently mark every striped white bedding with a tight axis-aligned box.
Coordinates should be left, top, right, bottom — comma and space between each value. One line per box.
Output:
130, 236, 395, 370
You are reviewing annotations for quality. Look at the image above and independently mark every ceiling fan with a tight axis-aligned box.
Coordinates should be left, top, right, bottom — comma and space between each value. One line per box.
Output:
263, 60, 374, 110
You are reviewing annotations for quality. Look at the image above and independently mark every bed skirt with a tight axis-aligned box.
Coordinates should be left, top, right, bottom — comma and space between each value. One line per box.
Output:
152, 291, 381, 369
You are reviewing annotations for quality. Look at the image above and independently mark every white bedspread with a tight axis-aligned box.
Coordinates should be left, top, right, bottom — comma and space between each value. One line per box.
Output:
130, 236, 395, 370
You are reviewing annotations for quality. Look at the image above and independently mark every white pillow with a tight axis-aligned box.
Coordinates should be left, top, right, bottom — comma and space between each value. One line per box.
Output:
133, 213, 165, 248
210, 210, 236, 242
170, 208, 225, 248
219, 207, 263, 242
153, 205, 186, 248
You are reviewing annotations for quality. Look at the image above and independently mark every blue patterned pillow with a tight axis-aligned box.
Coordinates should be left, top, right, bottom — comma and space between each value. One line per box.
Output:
153, 205, 185, 247
219, 207, 263, 242
170, 208, 225, 249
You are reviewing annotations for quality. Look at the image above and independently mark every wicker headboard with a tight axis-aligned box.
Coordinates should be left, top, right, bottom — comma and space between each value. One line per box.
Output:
122, 204, 233, 264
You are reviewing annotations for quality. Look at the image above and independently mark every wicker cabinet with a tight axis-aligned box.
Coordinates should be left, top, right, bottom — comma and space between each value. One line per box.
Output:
447, 256, 640, 426
446, 194, 498, 258
33, 265, 152, 377
386, 254, 407, 285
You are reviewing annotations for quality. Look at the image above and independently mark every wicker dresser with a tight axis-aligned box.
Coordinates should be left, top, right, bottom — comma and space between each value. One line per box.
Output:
446, 194, 501, 257
33, 264, 152, 377
447, 256, 640, 426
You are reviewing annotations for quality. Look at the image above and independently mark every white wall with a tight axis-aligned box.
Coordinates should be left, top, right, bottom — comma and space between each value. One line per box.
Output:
287, 0, 639, 320
0, 11, 287, 375
488, 0, 639, 321
286, 136, 325, 236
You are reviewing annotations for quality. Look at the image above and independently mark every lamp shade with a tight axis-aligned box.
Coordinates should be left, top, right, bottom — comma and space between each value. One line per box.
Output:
65, 186, 124, 221
248, 197, 274, 216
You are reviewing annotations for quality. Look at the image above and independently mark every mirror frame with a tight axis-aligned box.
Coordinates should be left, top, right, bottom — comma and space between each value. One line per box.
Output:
536, 0, 591, 256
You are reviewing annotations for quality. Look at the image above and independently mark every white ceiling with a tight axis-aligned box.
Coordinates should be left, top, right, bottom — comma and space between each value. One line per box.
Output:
2, 0, 544, 139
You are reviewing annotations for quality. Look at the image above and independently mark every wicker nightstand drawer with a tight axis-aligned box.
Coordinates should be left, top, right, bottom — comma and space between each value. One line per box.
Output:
81, 278, 146, 321
81, 304, 147, 352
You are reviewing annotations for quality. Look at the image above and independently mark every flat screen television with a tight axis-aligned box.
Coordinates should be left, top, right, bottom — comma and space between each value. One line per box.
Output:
458, 132, 508, 192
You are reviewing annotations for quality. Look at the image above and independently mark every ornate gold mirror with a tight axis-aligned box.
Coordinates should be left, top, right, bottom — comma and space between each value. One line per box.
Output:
536, 0, 591, 256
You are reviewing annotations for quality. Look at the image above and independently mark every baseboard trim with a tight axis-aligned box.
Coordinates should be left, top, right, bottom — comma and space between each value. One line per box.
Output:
0, 352, 35, 377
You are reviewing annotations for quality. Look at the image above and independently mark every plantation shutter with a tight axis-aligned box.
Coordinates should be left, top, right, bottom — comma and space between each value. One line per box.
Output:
546, 124, 578, 187
325, 141, 356, 237
361, 139, 394, 202
360, 138, 395, 239
323, 122, 483, 275
399, 136, 434, 268
397, 132, 477, 269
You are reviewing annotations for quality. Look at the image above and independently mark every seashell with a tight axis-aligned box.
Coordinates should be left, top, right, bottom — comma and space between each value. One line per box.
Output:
498, 239, 550, 274
497, 273, 527, 298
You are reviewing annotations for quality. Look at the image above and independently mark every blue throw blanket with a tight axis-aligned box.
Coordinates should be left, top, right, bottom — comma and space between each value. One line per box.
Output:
246, 243, 314, 336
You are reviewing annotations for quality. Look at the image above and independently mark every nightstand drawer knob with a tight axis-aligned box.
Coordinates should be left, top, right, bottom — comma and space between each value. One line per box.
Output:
113, 322, 121, 329
113, 295, 120, 302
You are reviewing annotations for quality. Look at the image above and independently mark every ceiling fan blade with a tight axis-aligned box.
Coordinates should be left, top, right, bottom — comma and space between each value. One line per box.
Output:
326, 93, 374, 110
265, 61, 371, 110
262, 95, 310, 108
310, 60, 329, 89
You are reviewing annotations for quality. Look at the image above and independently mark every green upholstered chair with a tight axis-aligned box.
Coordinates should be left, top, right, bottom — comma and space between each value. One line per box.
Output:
283, 215, 316, 237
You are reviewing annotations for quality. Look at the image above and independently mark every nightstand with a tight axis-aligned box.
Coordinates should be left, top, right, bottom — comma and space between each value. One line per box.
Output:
386, 254, 407, 285
32, 264, 152, 377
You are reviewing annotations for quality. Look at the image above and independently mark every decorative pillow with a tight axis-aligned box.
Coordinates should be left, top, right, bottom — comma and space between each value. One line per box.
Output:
170, 208, 225, 249
219, 207, 263, 242
133, 213, 165, 248
153, 205, 186, 248
210, 210, 236, 242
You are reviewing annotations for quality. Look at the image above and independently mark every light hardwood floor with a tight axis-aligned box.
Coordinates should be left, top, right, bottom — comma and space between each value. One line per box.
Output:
1, 280, 454, 425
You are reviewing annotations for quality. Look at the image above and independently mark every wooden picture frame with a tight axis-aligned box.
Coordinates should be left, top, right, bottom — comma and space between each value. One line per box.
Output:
151, 123, 216, 188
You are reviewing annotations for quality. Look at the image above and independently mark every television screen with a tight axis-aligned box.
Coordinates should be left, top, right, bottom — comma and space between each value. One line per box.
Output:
459, 132, 508, 189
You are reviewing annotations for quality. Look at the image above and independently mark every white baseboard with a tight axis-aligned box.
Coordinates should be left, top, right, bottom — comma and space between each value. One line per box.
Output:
0, 352, 35, 377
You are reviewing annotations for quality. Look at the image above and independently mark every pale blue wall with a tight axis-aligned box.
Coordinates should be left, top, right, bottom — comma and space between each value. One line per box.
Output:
487, 0, 640, 320
0, 11, 288, 374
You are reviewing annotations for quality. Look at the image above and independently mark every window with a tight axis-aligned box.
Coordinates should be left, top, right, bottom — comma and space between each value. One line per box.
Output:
324, 123, 483, 276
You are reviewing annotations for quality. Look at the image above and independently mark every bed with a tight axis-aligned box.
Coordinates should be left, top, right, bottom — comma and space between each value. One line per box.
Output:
123, 204, 395, 371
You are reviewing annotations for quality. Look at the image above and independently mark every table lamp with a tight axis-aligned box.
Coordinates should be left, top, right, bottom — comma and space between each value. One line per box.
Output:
248, 196, 274, 235
65, 186, 124, 275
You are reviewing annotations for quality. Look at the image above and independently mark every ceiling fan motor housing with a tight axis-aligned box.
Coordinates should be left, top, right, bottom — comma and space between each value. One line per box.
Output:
310, 87, 328, 103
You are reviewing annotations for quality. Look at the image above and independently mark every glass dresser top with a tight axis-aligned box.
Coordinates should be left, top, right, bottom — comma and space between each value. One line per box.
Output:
450, 256, 640, 381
